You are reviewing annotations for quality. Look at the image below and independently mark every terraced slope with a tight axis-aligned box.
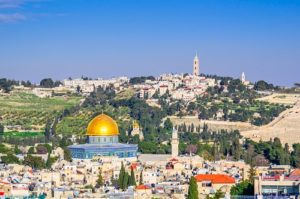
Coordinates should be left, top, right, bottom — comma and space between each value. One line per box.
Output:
0, 93, 82, 131
241, 97, 300, 146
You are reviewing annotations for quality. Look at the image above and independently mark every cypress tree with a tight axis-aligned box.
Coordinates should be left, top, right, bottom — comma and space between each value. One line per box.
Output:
46, 153, 51, 169
187, 176, 199, 199
139, 170, 143, 185
129, 167, 136, 186
123, 172, 129, 190
118, 162, 125, 189
96, 168, 104, 187
248, 164, 256, 184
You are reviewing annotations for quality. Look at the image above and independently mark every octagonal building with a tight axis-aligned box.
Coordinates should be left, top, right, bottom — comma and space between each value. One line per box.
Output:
68, 114, 138, 159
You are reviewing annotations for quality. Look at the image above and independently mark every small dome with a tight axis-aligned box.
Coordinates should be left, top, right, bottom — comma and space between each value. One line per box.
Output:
86, 114, 119, 136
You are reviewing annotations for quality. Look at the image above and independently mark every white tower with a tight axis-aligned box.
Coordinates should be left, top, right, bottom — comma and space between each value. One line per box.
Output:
193, 52, 200, 76
171, 127, 179, 158
241, 72, 246, 83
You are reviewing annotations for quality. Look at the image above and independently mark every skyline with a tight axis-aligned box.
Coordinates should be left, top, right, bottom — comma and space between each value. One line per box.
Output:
0, 0, 300, 86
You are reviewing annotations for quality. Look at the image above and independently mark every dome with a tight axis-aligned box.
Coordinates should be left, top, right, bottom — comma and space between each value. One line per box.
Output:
86, 114, 119, 136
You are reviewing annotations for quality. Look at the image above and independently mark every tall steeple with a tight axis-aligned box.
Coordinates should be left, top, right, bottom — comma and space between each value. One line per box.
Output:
193, 52, 200, 76
241, 72, 246, 83
171, 127, 179, 158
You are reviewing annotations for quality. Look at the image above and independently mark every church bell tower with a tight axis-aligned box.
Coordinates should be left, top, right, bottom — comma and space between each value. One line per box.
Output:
193, 52, 200, 76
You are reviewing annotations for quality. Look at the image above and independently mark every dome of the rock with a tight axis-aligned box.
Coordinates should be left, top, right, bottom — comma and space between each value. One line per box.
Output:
68, 113, 137, 159
86, 114, 119, 136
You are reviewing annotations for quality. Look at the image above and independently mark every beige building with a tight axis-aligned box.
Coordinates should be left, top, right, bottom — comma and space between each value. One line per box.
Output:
254, 168, 300, 196
40, 171, 61, 187
195, 174, 235, 198
135, 185, 152, 199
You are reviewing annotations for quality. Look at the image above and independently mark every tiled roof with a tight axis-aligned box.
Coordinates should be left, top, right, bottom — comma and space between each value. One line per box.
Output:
290, 169, 300, 177
131, 163, 138, 170
136, 184, 151, 190
169, 158, 179, 162
195, 174, 235, 184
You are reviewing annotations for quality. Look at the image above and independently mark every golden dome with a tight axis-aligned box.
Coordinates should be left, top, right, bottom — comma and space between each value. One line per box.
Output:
86, 114, 119, 136
133, 120, 139, 129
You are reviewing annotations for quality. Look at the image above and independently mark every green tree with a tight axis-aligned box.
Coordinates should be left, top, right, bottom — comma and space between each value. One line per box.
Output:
46, 153, 51, 169
232, 137, 241, 160
291, 144, 300, 168
164, 118, 173, 131
40, 78, 55, 88
123, 172, 129, 190
187, 176, 199, 199
63, 148, 72, 162
24, 155, 46, 169
129, 167, 136, 186
96, 168, 104, 187
14, 145, 22, 154
28, 146, 35, 154
230, 180, 254, 195
118, 162, 125, 189
254, 80, 274, 91
76, 85, 81, 93
0, 123, 4, 133
152, 90, 159, 99
1, 153, 19, 164
43, 144, 52, 153
138, 141, 157, 153
0, 78, 19, 92
45, 120, 52, 143
139, 170, 143, 185
212, 189, 225, 199
248, 164, 256, 184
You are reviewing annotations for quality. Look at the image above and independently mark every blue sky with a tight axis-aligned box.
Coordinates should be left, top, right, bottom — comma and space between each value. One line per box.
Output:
0, 0, 299, 86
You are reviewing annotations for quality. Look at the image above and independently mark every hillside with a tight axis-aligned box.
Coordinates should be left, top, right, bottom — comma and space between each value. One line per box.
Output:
241, 98, 300, 146
0, 93, 82, 131
56, 105, 132, 135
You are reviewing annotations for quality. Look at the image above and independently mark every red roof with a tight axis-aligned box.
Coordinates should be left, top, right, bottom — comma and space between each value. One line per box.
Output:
131, 163, 138, 170
136, 185, 151, 190
262, 175, 280, 181
195, 174, 235, 184
290, 169, 300, 177
169, 158, 178, 162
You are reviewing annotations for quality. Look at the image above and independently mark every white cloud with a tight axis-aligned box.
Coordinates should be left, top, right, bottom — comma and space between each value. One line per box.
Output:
0, 13, 26, 23
0, 0, 24, 8
0, 0, 44, 9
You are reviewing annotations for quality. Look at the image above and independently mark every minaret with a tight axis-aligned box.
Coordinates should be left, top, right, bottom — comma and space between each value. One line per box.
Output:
171, 127, 179, 158
193, 52, 200, 76
241, 72, 246, 83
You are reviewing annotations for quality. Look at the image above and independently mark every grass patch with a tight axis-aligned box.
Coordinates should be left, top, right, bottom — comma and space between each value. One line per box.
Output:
2, 131, 44, 137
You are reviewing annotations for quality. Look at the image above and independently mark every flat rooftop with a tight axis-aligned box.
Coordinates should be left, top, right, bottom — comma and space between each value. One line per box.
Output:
138, 154, 171, 163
